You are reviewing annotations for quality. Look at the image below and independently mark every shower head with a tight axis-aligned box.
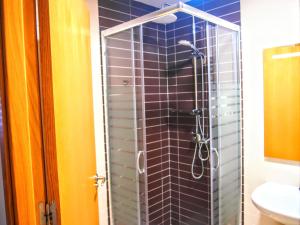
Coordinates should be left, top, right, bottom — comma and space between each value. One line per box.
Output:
153, 14, 177, 24
178, 40, 193, 47
178, 40, 206, 62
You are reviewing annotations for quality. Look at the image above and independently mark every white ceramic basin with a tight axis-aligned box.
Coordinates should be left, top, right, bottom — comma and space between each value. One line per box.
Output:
252, 182, 300, 225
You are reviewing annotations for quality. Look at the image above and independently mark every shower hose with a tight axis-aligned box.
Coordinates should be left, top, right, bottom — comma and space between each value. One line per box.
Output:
191, 112, 210, 179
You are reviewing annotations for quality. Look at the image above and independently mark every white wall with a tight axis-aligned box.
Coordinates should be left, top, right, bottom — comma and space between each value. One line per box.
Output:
241, 0, 300, 224
86, 0, 108, 224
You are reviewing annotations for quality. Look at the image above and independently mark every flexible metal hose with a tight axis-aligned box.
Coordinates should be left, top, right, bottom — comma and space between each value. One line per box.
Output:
191, 115, 210, 179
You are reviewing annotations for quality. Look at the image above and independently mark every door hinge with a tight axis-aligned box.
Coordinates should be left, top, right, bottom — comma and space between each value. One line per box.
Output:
39, 201, 57, 225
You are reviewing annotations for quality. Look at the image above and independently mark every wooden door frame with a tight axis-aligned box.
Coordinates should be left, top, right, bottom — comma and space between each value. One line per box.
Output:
0, 0, 47, 224
35, 1, 61, 224
0, 4, 16, 224
1, 0, 102, 224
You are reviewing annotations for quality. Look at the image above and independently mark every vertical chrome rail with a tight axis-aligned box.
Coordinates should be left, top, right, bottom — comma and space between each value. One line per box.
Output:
192, 16, 199, 110
237, 29, 243, 225
131, 27, 142, 225
139, 25, 149, 225
206, 21, 214, 225
215, 24, 221, 225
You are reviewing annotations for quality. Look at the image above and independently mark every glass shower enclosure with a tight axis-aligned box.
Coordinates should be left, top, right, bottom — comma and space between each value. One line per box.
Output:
101, 2, 242, 225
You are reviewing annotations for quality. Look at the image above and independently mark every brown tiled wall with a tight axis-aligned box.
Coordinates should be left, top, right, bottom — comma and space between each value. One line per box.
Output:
142, 22, 170, 224
99, 0, 241, 224
166, 14, 211, 225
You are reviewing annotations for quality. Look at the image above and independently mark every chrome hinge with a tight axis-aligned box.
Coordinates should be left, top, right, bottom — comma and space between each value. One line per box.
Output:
39, 202, 57, 225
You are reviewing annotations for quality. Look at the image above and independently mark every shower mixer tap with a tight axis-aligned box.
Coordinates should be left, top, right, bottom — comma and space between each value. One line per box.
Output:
193, 132, 202, 143
191, 108, 207, 116
192, 131, 210, 144
191, 108, 201, 115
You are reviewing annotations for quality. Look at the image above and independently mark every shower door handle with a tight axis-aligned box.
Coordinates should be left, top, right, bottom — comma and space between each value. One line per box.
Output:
137, 150, 145, 174
212, 148, 220, 171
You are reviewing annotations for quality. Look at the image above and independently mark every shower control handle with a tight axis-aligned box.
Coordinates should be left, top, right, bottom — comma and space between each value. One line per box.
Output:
137, 150, 145, 174
212, 148, 220, 171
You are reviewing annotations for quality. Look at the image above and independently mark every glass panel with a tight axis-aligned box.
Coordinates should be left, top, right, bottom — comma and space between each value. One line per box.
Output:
104, 26, 146, 225
208, 23, 241, 225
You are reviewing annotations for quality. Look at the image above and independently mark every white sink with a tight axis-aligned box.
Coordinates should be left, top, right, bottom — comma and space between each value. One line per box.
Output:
252, 182, 300, 225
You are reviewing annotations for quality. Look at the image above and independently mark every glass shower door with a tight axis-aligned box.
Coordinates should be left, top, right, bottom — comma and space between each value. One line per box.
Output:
207, 23, 242, 225
103, 26, 147, 225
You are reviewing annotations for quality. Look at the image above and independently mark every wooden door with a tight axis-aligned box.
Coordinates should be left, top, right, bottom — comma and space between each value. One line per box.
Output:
38, 0, 100, 224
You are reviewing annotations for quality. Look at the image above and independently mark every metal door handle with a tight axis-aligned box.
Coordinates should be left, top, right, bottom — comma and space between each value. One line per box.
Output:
90, 173, 106, 188
137, 151, 145, 174
212, 148, 220, 171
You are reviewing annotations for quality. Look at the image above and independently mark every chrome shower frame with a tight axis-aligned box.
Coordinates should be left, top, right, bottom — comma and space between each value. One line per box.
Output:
101, 2, 242, 225
101, 2, 239, 38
